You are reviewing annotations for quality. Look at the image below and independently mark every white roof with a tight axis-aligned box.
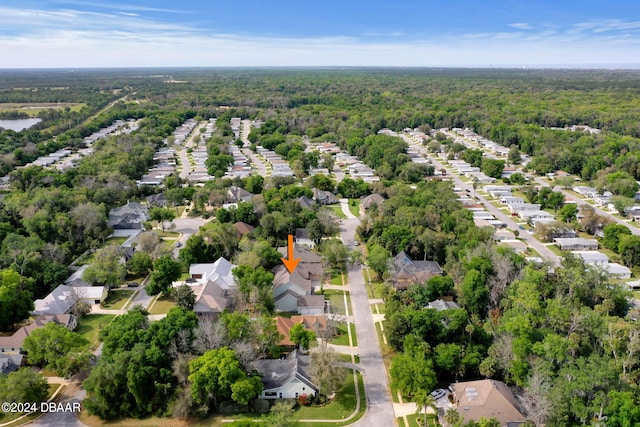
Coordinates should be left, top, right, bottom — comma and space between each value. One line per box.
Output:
602, 263, 631, 275
572, 251, 609, 262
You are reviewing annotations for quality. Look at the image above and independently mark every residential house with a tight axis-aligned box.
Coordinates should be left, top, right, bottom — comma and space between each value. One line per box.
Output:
426, 299, 461, 311
498, 240, 528, 255
234, 221, 255, 237
553, 238, 599, 251
276, 315, 329, 350
254, 349, 319, 400
186, 257, 237, 317
108, 202, 149, 230
296, 195, 315, 210
508, 203, 541, 214
33, 285, 107, 315
449, 379, 526, 427
295, 228, 315, 249
571, 251, 609, 266
360, 193, 385, 215
227, 186, 255, 203
146, 192, 169, 207
602, 263, 632, 279
493, 230, 516, 241
0, 314, 77, 371
272, 266, 325, 315
392, 251, 443, 290
312, 188, 338, 205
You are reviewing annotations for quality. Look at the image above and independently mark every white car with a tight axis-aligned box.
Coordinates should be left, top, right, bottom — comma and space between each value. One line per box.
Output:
430, 389, 447, 400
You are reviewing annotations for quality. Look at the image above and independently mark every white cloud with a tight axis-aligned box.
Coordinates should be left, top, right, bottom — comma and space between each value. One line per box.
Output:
509, 23, 534, 30
0, 7, 639, 68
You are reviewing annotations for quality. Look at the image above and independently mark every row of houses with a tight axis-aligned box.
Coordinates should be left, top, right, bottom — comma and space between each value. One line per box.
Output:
24, 119, 140, 172
138, 149, 177, 186
172, 118, 198, 145
256, 146, 294, 177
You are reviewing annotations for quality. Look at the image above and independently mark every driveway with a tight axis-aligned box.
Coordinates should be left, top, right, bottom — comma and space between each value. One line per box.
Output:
340, 218, 396, 427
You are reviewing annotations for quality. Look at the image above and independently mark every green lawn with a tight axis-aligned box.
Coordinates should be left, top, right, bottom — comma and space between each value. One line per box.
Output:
101, 290, 134, 310
293, 370, 364, 424
149, 295, 177, 315
406, 414, 440, 426
105, 236, 128, 245
330, 322, 357, 347
330, 272, 344, 286
367, 281, 388, 299
76, 314, 116, 349
327, 206, 347, 219
348, 199, 361, 217
322, 290, 351, 316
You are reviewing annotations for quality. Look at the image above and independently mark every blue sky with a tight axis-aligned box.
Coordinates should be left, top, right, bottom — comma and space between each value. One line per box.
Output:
1, 0, 639, 68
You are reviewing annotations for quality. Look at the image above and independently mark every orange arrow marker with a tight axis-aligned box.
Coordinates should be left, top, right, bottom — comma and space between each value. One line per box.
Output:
281, 234, 300, 274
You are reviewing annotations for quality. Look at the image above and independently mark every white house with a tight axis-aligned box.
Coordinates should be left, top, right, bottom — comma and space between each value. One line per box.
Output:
254, 349, 318, 400
571, 251, 609, 266
33, 285, 107, 315
602, 263, 632, 279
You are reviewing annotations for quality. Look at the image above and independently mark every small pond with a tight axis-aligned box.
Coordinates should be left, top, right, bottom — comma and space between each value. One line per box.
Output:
0, 118, 42, 131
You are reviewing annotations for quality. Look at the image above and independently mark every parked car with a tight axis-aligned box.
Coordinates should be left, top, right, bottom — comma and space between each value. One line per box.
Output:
430, 388, 447, 400
175, 241, 182, 248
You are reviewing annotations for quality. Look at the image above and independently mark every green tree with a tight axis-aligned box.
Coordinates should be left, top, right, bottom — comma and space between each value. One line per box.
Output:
458, 269, 489, 318
604, 391, 640, 427
127, 251, 153, 276
481, 158, 505, 179
23, 322, 89, 377
320, 239, 348, 271
174, 284, 196, 311
559, 203, 578, 223
83, 245, 127, 289
265, 401, 297, 427
367, 244, 390, 278
414, 390, 437, 427
189, 348, 261, 412
149, 207, 176, 232
289, 323, 316, 350
0, 369, 48, 418
147, 256, 183, 296
390, 336, 437, 397
619, 234, 640, 268
603, 223, 632, 252
0, 269, 34, 331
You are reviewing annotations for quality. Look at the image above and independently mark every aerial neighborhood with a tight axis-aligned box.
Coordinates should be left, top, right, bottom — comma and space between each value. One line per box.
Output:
1, 68, 640, 427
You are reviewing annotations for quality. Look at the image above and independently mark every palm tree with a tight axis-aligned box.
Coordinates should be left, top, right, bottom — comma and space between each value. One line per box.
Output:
443, 407, 462, 427
414, 390, 437, 426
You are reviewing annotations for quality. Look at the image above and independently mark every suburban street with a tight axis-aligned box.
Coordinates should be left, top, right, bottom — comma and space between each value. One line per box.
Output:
340, 218, 397, 427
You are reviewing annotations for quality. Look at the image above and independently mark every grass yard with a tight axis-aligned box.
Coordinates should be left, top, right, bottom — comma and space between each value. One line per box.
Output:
105, 236, 128, 246
76, 314, 116, 349
327, 205, 347, 219
149, 295, 177, 315
101, 290, 134, 310
367, 281, 388, 299
348, 199, 361, 217
293, 371, 364, 424
406, 413, 441, 426
330, 271, 344, 286
330, 322, 357, 347
322, 289, 351, 316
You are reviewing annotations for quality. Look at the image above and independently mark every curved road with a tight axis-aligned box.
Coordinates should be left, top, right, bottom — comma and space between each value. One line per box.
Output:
340, 218, 397, 427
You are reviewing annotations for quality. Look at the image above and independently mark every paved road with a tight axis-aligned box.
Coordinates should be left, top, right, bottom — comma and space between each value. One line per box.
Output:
177, 120, 204, 180
532, 176, 640, 237
340, 218, 396, 427
28, 387, 87, 427
401, 135, 562, 266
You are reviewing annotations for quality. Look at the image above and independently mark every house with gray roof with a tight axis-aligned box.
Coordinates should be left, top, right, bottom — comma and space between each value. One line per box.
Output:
392, 251, 443, 290
185, 257, 238, 317
33, 284, 106, 315
108, 202, 149, 230
254, 349, 318, 400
